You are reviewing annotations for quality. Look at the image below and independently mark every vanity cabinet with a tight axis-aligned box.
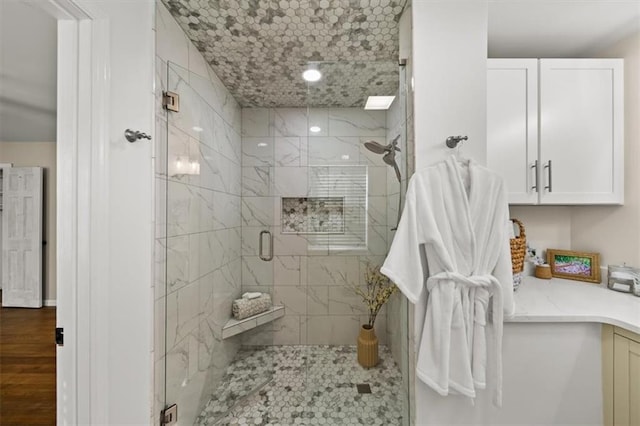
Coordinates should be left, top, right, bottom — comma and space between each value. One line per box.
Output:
487, 58, 624, 205
603, 326, 640, 426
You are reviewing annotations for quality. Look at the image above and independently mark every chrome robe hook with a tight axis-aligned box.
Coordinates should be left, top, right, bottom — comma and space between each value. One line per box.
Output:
446, 135, 468, 149
124, 129, 152, 143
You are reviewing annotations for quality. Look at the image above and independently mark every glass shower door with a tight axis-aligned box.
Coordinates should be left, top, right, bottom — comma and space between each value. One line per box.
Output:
160, 61, 274, 426
300, 61, 411, 425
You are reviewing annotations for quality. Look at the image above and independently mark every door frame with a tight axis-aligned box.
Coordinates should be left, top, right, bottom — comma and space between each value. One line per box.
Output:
33, 0, 111, 423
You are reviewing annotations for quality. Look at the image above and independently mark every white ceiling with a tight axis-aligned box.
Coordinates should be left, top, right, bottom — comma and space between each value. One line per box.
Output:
489, 1, 640, 58
0, 1, 57, 142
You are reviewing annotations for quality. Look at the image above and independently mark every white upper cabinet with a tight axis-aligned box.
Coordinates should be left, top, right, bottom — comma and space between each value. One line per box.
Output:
539, 59, 624, 204
487, 58, 624, 205
487, 59, 539, 204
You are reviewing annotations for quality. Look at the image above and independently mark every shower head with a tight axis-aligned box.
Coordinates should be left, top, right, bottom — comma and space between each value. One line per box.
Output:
364, 140, 388, 154
364, 135, 402, 182
363, 135, 401, 155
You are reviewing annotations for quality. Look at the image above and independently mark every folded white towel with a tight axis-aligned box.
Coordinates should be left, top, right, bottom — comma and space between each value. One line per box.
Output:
242, 292, 262, 300
233, 294, 272, 320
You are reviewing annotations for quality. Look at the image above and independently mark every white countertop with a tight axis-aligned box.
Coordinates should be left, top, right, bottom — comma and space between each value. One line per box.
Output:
508, 276, 640, 334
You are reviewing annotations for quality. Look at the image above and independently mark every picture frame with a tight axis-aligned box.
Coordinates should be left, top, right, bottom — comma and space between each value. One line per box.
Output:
546, 249, 601, 283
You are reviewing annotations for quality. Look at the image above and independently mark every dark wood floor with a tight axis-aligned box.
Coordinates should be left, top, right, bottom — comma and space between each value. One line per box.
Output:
0, 292, 56, 425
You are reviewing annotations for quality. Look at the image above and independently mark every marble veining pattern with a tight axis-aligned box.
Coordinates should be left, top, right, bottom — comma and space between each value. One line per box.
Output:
159, 0, 406, 107
195, 345, 404, 425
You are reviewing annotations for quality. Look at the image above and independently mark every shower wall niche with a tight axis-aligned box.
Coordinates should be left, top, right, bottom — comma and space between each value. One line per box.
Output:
281, 197, 345, 234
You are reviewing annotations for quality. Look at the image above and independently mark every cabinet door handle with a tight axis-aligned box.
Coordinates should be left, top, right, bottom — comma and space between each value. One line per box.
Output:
544, 160, 553, 192
259, 230, 273, 262
531, 160, 539, 192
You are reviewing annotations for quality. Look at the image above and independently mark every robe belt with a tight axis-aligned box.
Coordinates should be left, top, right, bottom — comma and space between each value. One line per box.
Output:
426, 271, 500, 293
425, 270, 505, 407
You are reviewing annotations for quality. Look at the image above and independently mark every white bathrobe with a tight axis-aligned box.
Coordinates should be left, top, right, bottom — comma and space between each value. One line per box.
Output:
381, 156, 515, 406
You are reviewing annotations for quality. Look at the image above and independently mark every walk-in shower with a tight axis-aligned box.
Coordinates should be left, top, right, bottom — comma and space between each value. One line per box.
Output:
155, 36, 413, 426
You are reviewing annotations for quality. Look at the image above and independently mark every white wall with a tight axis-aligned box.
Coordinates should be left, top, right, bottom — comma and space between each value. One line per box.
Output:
510, 206, 572, 255
413, 1, 488, 169
417, 323, 603, 426
411, 3, 605, 425
0, 1, 57, 142
0, 142, 57, 303
61, 1, 155, 423
411, 2, 490, 423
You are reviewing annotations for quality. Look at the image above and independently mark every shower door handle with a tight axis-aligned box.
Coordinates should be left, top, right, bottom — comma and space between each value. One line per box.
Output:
259, 230, 273, 261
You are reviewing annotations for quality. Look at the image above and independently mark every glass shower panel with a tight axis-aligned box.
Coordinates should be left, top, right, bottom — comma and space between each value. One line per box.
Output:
162, 62, 274, 426
300, 61, 410, 425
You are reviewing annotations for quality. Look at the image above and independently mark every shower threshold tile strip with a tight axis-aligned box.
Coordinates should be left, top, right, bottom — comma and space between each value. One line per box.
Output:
222, 306, 285, 339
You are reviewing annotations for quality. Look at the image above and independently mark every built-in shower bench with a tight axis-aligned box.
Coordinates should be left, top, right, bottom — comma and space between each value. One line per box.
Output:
222, 306, 286, 339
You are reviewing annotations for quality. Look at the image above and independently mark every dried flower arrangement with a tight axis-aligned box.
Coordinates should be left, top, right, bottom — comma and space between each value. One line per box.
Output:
350, 263, 398, 329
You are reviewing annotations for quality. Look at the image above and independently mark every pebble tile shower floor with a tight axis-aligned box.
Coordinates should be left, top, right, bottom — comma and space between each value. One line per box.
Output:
196, 345, 404, 426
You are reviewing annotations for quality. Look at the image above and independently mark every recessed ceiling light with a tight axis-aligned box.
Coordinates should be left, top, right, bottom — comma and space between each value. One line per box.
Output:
302, 68, 322, 82
192, 126, 204, 132
341, 154, 350, 160
257, 142, 268, 147
364, 96, 396, 110
309, 126, 321, 133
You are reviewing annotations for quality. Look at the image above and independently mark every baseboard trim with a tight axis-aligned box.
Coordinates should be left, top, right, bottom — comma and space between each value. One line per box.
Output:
44, 299, 57, 307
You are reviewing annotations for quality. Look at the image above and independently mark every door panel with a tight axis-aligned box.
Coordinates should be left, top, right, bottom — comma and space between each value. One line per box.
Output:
161, 61, 271, 426
613, 334, 640, 426
539, 59, 623, 204
1, 167, 43, 308
629, 340, 640, 426
487, 59, 539, 204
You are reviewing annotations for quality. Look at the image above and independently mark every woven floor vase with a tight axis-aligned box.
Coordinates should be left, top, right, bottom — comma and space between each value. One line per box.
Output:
357, 325, 379, 368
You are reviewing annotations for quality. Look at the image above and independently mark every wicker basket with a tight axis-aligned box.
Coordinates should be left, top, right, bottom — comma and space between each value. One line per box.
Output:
510, 219, 526, 274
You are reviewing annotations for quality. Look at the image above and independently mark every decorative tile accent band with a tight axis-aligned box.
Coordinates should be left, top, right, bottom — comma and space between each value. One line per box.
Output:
282, 197, 345, 234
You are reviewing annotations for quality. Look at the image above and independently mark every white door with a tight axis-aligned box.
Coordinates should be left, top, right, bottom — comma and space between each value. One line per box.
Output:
539, 58, 624, 205
1, 167, 43, 308
0, 163, 14, 289
487, 59, 539, 204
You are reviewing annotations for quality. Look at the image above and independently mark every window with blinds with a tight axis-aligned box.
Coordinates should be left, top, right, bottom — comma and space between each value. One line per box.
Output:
305, 165, 368, 251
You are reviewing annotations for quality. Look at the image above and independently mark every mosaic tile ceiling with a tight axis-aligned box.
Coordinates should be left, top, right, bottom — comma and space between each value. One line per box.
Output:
161, 0, 407, 107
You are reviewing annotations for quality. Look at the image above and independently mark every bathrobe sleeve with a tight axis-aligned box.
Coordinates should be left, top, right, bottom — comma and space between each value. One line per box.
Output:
381, 178, 426, 304
492, 182, 516, 317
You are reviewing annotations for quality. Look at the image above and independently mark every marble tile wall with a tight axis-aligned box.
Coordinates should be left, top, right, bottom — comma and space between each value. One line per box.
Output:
155, 2, 243, 425
241, 107, 391, 347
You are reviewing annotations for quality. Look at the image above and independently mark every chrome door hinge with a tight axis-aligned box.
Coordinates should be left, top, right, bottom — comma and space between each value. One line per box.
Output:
161, 404, 178, 426
163, 91, 180, 112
